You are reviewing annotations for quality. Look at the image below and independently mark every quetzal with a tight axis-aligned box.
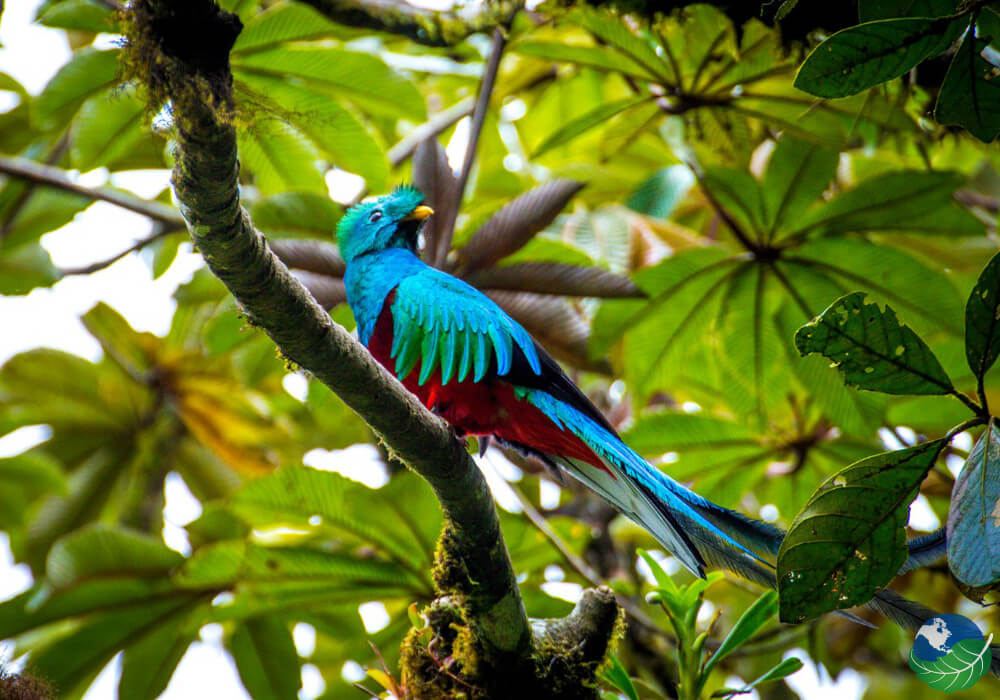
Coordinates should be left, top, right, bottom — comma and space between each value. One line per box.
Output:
337, 185, 783, 583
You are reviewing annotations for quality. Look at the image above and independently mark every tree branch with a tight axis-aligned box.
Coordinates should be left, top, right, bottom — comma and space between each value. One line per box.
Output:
296, 0, 522, 47
0, 154, 185, 228
122, 0, 618, 694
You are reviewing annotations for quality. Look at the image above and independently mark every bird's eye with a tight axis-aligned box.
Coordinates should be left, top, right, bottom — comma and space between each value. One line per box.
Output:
368, 210, 382, 223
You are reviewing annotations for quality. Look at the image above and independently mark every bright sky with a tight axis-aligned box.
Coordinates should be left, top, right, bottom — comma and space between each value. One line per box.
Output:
0, 1, 868, 699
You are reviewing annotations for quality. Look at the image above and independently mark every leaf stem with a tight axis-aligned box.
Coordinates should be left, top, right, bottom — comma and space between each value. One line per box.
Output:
435, 27, 508, 267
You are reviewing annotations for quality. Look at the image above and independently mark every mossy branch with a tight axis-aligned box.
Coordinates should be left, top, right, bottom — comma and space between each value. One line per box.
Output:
121, 0, 620, 695
297, 0, 523, 46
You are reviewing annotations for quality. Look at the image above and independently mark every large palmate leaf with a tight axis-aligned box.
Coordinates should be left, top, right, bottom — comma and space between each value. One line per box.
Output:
237, 74, 389, 190
237, 121, 327, 195
778, 439, 946, 622
947, 421, 1000, 588
226, 467, 440, 577
794, 292, 954, 396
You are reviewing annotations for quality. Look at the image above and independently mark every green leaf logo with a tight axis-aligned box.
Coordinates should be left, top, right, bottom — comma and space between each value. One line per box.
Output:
909, 634, 993, 692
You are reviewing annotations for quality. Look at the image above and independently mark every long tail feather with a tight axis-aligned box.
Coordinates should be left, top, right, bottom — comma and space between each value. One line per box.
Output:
521, 388, 999, 675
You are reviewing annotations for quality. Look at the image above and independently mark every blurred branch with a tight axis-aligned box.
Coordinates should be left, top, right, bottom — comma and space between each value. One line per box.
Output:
123, 0, 619, 692
0, 154, 185, 228
296, 0, 522, 47
387, 97, 475, 167
59, 222, 174, 276
0, 135, 70, 241
435, 26, 508, 266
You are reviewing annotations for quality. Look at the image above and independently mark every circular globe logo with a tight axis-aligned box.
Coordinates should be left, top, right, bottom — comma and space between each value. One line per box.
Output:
909, 614, 993, 692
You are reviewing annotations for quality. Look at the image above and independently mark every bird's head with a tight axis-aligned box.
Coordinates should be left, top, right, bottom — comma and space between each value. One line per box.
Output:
336, 185, 434, 262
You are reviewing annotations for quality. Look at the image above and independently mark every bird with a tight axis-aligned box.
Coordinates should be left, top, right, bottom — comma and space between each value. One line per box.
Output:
337, 185, 783, 583
335, 187, 1000, 673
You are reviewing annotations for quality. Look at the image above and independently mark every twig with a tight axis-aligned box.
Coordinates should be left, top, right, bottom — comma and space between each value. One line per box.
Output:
0, 154, 184, 227
506, 481, 667, 634
387, 97, 476, 168
434, 27, 507, 267
59, 223, 174, 276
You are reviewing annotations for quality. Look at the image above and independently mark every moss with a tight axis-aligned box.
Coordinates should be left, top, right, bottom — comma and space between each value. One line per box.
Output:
0, 668, 55, 700
399, 598, 486, 699
118, 0, 243, 128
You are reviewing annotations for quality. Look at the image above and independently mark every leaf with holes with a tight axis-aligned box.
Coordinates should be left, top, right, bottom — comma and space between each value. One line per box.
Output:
778, 438, 946, 622
794, 292, 953, 396
947, 421, 1000, 587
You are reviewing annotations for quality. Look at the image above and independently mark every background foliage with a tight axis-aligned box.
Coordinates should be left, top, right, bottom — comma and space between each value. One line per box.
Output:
2, 0, 1000, 698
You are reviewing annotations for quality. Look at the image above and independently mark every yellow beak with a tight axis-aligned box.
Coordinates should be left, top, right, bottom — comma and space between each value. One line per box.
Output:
403, 205, 434, 221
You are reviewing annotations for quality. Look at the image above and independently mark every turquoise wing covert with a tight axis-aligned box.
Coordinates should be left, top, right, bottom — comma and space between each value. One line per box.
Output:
389, 268, 542, 385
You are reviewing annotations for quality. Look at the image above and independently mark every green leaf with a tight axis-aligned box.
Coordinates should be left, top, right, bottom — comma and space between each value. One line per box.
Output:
909, 636, 993, 691
238, 74, 388, 190
777, 438, 946, 622
513, 40, 659, 81
46, 525, 183, 591
230, 617, 301, 700
29, 597, 197, 696
0, 452, 66, 529
570, 8, 674, 84
33, 48, 119, 129
251, 192, 342, 239
81, 302, 156, 375
761, 137, 837, 235
531, 96, 650, 158
119, 611, 197, 700
232, 2, 340, 53
794, 18, 959, 98
794, 292, 953, 395
71, 88, 148, 171
704, 591, 778, 675
860, 0, 958, 22
0, 243, 60, 295
965, 251, 1000, 380
622, 412, 759, 455
700, 168, 766, 235
233, 46, 426, 120
790, 170, 981, 239
36, 0, 117, 32
935, 33, 1000, 143
947, 421, 1000, 587
227, 467, 439, 575
599, 654, 640, 700
237, 121, 326, 195
1, 186, 92, 250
